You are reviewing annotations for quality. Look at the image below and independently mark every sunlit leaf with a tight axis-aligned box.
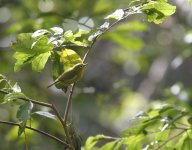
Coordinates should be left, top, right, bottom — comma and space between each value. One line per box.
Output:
74, 29, 89, 38
78, 17, 94, 31
88, 30, 103, 41
59, 49, 82, 71
182, 136, 192, 150
12, 33, 54, 72
100, 141, 116, 150
63, 30, 75, 42
97, 22, 110, 30
175, 132, 187, 149
85, 134, 105, 150
11, 33, 34, 54
32, 29, 49, 38
50, 27, 64, 34
142, 1, 176, 24
122, 135, 144, 149
12, 83, 21, 93
105, 9, 124, 20
33, 111, 56, 120
13, 52, 34, 72
32, 52, 51, 72
31, 35, 54, 53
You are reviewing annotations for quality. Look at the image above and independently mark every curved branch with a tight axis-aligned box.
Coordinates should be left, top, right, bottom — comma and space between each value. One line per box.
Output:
0, 120, 70, 147
63, 83, 76, 150
0, 90, 52, 107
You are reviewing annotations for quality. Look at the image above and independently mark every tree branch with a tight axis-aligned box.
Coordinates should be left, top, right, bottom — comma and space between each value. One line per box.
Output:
63, 83, 76, 150
0, 89, 71, 148
0, 89, 52, 107
0, 120, 70, 147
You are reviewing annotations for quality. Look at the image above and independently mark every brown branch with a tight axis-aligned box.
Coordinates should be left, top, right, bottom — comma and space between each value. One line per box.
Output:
0, 89, 71, 148
63, 83, 76, 150
0, 89, 52, 107
0, 120, 70, 147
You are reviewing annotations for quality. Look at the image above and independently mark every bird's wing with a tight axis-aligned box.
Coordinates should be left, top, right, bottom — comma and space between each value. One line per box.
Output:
58, 68, 78, 82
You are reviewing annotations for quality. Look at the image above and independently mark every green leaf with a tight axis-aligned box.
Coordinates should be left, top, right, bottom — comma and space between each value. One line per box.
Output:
32, 29, 50, 38
50, 27, 63, 34
105, 9, 124, 20
122, 135, 144, 149
16, 101, 33, 136
175, 132, 187, 149
113, 140, 124, 150
156, 128, 170, 141
32, 52, 51, 72
64, 30, 75, 42
141, 2, 176, 24
85, 134, 105, 150
100, 141, 116, 150
188, 117, 192, 125
59, 49, 82, 71
12, 33, 54, 72
13, 52, 34, 72
51, 52, 64, 80
17, 101, 33, 123
182, 137, 192, 150
12, 83, 21, 92
74, 29, 89, 38
33, 111, 56, 120
11, 33, 35, 54
31, 35, 54, 54
3, 92, 26, 104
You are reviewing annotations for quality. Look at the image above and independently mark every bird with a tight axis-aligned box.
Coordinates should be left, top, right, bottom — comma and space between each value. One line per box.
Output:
47, 63, 87, 92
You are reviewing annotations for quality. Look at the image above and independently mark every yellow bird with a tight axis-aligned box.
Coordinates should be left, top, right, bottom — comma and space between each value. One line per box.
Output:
47, 63, 86, 92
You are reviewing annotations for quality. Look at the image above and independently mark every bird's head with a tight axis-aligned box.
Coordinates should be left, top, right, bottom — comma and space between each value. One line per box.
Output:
73, 63, 87, 71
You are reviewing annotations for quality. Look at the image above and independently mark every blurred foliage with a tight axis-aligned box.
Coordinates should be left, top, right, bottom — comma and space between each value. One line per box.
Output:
0, 0, 192, 150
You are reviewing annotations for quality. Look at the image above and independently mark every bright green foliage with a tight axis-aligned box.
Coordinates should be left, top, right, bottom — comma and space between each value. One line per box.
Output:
59, 49, 83, 71
85, 134, 106, 150
31, 52, 51, 72
11, 28, 89, 73
100, 141, 116, 150
84, 102, 192, 149
11, 33, 53, 72
142, 1, 176, 24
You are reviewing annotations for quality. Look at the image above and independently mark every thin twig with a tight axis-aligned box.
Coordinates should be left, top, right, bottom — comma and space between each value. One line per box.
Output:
0, 120, 70, 147
0, 89, 52, 107
0, 89, 71, 148
63, 84, 76, 150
